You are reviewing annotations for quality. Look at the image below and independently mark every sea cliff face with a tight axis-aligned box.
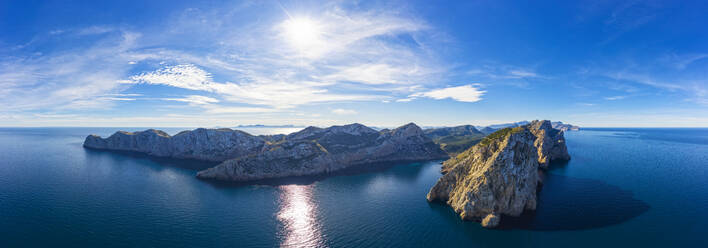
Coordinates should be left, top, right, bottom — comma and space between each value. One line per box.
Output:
83, 128, 266, 162
196, 123, 448, 181
427, 120, 570, 228
529, 120, 571, 169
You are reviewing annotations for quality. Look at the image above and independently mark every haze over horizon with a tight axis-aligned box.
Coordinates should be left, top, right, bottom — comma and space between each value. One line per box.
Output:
2, 0, 708, 127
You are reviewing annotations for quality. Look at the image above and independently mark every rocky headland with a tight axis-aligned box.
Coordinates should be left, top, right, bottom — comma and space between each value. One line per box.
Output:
196, 123, 447, 181
83, 128, 267, 162
84, 123, 447, 182
426, 120, 570, 228
477, 120, 579, 135
85, 120, 571, 222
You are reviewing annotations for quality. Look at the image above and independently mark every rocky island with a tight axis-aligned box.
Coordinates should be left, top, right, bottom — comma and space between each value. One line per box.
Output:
426, 120, 570, 228
84, 123, 448, 182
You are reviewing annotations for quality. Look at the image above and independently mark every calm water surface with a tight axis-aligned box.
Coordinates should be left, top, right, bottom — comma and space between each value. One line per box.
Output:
1, 127, 707, 247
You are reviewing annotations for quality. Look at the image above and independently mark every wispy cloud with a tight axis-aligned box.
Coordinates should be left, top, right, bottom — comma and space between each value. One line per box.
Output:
129, 64, 382, 108
331, 108, 357, 115
604, 95, 626, 100
466, 65, 543, 90
162, 95, 219, 105
663, 53, 708, 70
507, 69, 539, 78
607, 71, 684, 91
117, 3, 449, 111
599, 1, 661, 45
405, 84, 485, 103
0, 30, 143, 112
1, 2, 450, 119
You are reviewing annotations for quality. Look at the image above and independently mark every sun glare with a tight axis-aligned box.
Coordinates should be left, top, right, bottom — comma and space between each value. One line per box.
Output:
282, 17, 322, 49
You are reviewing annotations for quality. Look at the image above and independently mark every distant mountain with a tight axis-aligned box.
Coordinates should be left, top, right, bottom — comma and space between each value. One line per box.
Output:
479, 127, 498, 135
235, 124, 304, 128
551, 121, 580, 131
197, 123, 447, 182
424, 125, 483, 138
478, 120, 579, 134
424, 125, 486, 155
486, 121, 530, 129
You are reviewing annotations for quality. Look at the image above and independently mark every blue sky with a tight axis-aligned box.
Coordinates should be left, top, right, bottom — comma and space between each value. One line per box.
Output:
1, 0, 707, 127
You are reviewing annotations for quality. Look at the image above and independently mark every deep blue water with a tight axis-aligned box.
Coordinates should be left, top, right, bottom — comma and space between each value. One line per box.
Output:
1, 127, 707, 247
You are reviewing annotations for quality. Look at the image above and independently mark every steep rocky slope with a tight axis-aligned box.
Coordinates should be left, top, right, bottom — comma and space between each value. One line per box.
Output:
196, 123, 447, 181
427, 120, 570, 228
83, 128, 265, 162
530, 120, 571, 169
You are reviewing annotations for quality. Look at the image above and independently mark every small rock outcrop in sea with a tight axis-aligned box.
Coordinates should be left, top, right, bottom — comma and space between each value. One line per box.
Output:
196, 123, 448, 181
83, 128, 266, 162
427, 120, 570, 228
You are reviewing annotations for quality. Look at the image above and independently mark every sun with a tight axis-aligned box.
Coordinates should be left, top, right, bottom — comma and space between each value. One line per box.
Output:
282, 17, 322, 48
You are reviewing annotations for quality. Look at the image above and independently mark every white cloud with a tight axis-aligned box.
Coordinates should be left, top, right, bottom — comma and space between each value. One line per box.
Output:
129, 64, 383, 108
508, 69, 539, 78
607, 72, 684, 91
124, 4, 445, 109
0, 2, 454, 125
322, 63, 420, 85
0, 30, 143, 112
604, 95, 626, 100
162, 95, 219, 105
410, 84, 485, 103
204, 106, 279, 114
468, 65, 542, 80
272, 8, 425, 60
130, 64, 214, 91
332, 108, 357, 115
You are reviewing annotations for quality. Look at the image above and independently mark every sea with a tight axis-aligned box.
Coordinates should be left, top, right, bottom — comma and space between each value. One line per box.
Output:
1, 127, 707, 247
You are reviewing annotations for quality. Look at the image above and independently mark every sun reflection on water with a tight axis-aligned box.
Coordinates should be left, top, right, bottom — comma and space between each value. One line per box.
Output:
277, 185, 324, 247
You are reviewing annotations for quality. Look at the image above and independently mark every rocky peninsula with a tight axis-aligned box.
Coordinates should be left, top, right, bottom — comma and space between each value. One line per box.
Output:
85, 120, 571, 224
196, 123, 447, 181
426, 120, 570, 228
84, 123, 448, 182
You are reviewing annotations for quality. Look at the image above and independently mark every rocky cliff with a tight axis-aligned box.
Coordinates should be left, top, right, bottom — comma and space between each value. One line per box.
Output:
83, 128, 266, 162
427, 120, 570, 228
529, 120, 571, 169
196, 123, 448, 181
